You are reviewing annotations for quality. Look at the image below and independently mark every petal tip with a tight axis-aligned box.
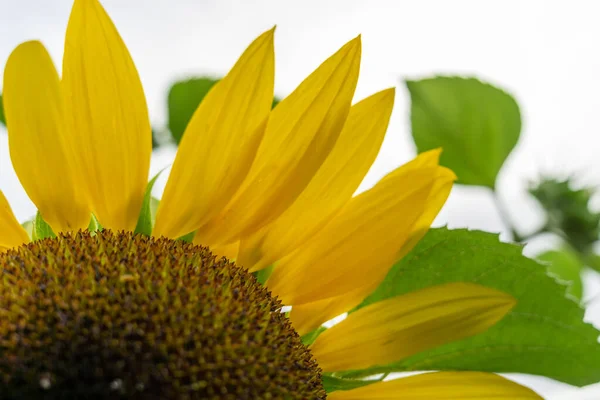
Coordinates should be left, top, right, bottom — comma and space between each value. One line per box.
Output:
378, 87, 396, 102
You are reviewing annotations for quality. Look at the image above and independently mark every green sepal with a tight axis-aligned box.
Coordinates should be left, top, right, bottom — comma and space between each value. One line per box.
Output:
87, 214, 102, 233
31, 211, 56, 241
134, 170, 164, 236
254, 264, 274, 285
178, 231, 196, 243
301, 326, 326, 346
322, 375, 379, 393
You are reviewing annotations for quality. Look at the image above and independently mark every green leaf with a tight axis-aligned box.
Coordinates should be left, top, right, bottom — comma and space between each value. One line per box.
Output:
537, 248, 583, 301
31, 211, 56, 241
346, 228, 600, 386
0, 94, 5, 126
322, 376, 379, 393
407, 77, 521, 188
134, 171, 164, 236
167, 77, 219, 143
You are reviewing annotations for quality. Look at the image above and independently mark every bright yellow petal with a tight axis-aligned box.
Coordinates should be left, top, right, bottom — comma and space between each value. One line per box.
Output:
266, 152, 453, 305
238, 88, 395, 271
309, 283, 516, 372
62, 0, 151, 231
327, 372, 541, 400
0, 191, 29, 251
398, 166, 455, 260
3, 41, 90, 233
289, 289, 364, 336
289, 166, 455, 335
153, 28, 275, 239
195, 36, 362, 245
208, 241, 240, 261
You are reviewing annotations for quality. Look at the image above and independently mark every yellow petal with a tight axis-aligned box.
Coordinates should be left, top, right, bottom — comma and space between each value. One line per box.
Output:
0, 191, 29, 251
62, 0, 151, 231
195, 36, 362, 245
153, 28, 275, 239
238, 88, 395, 271
266, 152, 453, 305
289, 289, 365, 336
327, 372, 541, 400
398, 166, 455, 260
289, 166, 455, 335
3, 41, 90, 233
310, 282, 516, 372
208, 241, 240, 261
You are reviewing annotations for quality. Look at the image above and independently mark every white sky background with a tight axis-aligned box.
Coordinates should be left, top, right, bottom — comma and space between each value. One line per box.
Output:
1, 0, 600, 397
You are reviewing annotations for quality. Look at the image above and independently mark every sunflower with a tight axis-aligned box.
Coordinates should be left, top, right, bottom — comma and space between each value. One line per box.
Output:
0, 0, 542, 398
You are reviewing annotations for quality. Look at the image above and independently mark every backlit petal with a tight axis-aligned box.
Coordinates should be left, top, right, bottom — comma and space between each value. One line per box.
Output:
0, 191, 29, 251
207, 241, 240, 261
154, 28, 275, 239
310, 283, 515, 372
327, 372, 541, 399
4, 41, 90, 233
289, 288, 365, 336
195, 36, 361, 245
62, 0, 151, 231
267, 152, 453, 305
238, 89, 394, 271
289, 163, 454, 334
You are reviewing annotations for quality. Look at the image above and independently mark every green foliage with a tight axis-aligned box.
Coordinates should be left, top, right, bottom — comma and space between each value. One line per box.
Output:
0, 94, 5, 126
530, 177, 600, 254
537, 248, 583, 301
322, 376, 378, 393
407, 77, 521, 188
134, 171, 163, 236
345, 228, 600, 386
31, 211, 56, 241
167, 77, 219, 143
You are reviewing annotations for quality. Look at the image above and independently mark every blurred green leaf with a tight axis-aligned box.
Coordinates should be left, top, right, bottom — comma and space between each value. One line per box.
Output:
151, 128, 160, 149
0, 94, 5, 126
344, 228, 600, 386
32, 211, 56, 241
167, 78, 219, 143
537, 248, 584, 301
407, 77, 521, 188
134, 171, 163, 236
530, 177, 600, 254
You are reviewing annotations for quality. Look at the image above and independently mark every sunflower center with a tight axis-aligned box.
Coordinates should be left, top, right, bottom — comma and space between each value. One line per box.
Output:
0, 230, 325, 399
